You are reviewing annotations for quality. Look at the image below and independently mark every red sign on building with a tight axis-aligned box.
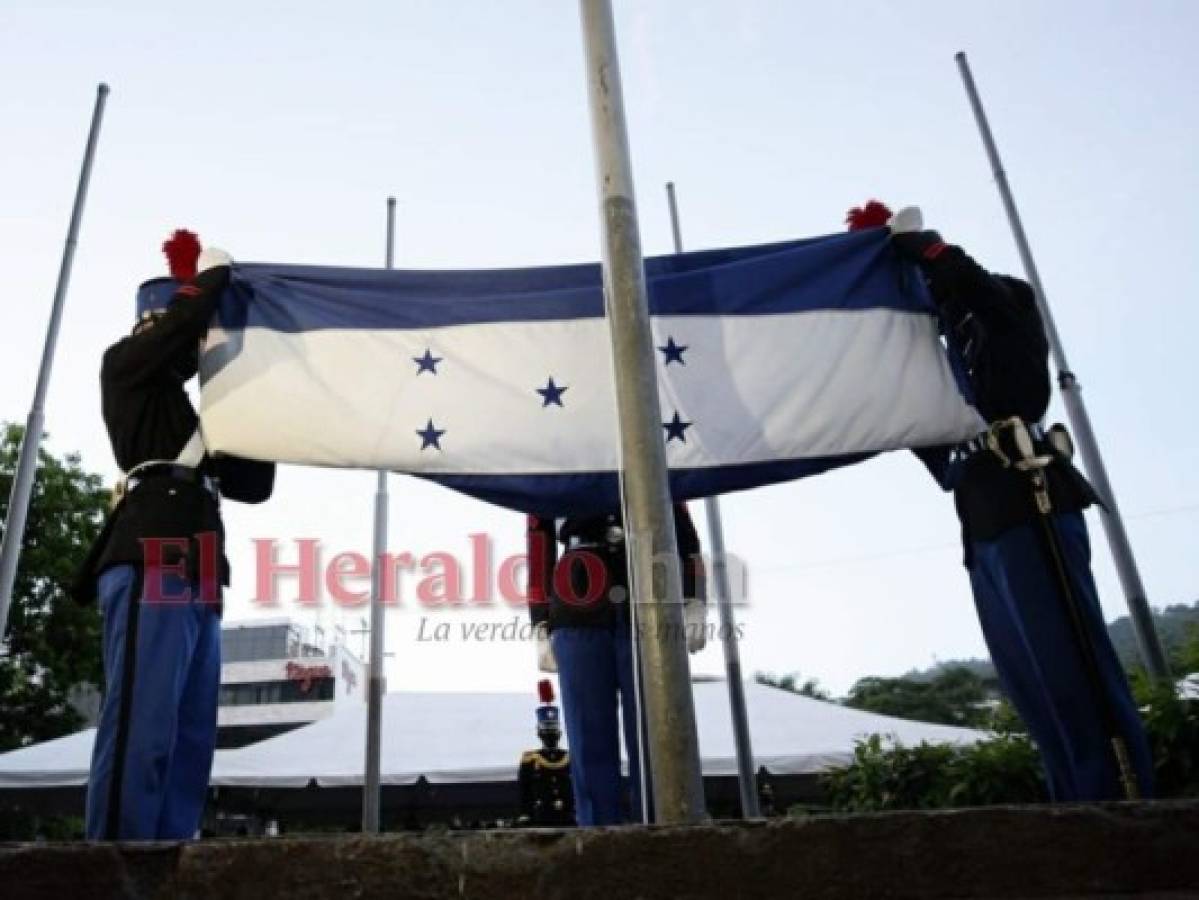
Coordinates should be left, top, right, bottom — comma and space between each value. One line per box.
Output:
285, 661, 332, 693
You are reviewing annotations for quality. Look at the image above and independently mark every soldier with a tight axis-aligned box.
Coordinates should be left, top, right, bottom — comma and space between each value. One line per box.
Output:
516, 679, 575, 827
526, 505, 706, 825
73, 230, 275, 839
846, 201, 1153, 800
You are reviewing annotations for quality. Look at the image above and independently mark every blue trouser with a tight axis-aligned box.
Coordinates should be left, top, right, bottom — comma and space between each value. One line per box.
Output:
551, 625, 644, 825
967, 511, 1154, 801
85, 564, 221, 840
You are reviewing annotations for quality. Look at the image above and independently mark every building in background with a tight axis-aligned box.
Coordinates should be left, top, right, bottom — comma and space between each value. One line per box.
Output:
217, 619, 367, 748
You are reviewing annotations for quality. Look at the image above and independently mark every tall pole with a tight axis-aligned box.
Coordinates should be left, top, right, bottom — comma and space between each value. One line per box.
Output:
579, 0, 706, 823
361, 196, 396, 833
665, 182, 760, 818
0, 83, 109, 642
954, 51, 1169, 679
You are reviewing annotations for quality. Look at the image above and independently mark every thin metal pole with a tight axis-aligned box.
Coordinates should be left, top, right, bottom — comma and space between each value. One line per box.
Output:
0, 83, 109, 642
361, 196, 396, 833
665, 182, 760, 818
954, 52, 1169, 679
579, 0, 706, 824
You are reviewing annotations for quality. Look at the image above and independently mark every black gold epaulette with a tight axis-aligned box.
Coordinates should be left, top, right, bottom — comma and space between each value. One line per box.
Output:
540, 754, 570, 770
520, 750, 571, 770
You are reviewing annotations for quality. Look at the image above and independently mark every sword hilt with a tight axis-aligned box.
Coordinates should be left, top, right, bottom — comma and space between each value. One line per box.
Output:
1112, 736, 1141, 800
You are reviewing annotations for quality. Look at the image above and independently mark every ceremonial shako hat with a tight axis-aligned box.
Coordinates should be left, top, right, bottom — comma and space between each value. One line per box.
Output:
136, 277, 179, 318
536, 679, 561, 733
845, 200, 893, 232
135, 228, 201, 319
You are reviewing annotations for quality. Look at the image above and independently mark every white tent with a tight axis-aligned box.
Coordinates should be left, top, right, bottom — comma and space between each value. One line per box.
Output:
0, 681, 986, 790
0, 728, 99, 788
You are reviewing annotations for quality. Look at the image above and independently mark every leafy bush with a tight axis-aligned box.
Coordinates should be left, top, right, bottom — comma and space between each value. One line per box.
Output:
822, 733, 1045, 812
821, 681, 1199, 812
1131, 673, 1199, 797
0, 807, 84, 841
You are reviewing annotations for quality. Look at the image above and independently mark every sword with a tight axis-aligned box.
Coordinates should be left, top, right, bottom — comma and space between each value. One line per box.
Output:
987, 417, 1140, 800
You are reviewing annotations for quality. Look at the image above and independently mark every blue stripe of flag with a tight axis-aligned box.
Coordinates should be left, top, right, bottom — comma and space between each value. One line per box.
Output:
216, 229, 932, 333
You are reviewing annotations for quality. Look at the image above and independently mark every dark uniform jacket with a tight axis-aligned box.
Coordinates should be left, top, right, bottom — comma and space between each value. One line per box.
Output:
71, 266, 275, 604
517, 746, 575, 826
526, 505, 702, 632
914, 244, 1095, 543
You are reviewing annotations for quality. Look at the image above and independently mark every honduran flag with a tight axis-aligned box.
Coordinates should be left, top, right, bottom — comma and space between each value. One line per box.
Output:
198, 228, 983, 517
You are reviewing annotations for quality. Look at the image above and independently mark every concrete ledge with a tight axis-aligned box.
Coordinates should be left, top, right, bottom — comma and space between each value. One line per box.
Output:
3, 801, 1198, 899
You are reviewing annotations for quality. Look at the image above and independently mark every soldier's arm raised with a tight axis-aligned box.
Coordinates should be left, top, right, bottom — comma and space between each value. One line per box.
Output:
102, 265, 230, 387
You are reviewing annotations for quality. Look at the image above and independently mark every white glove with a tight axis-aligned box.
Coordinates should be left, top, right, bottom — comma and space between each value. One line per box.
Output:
684, 598, 707, 654
197, 247, 233, 273
887, 206, 923, 234
535, 622, 557, 673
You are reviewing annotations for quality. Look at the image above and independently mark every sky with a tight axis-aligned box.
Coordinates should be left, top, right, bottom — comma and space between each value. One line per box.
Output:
2, 0, 1196, 697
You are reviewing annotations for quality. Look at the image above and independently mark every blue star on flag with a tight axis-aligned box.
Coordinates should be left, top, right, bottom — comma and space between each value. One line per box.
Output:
413, 349, 443, 375
658, 336, 688, 365
663, 411, 692, 443
536, 377, 568, 407
416, 419, 445, 450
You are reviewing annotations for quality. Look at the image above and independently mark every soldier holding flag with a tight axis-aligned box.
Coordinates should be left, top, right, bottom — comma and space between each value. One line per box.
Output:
74, 231, 275, 840
846, 201, 1154, 800
526, 505, 706, 825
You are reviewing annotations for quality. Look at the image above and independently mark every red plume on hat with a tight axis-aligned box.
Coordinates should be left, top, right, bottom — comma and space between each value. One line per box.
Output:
162, 229, 202, 281
845, 200, 893, 232
538, 679, 555, 704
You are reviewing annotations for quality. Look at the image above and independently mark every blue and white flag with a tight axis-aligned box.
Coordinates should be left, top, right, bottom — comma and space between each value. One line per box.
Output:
199, 229, 982, 516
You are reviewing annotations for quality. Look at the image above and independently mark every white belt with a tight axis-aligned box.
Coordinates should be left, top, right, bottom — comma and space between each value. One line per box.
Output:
112, 427, 212, 506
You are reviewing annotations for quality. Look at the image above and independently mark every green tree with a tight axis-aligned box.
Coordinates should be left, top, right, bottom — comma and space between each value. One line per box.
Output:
756, 671, 831, 701
1106, 601, 1199, 671
0, 423, 109, 751
845, 666, 990, 728
1169, 623, 1199, 676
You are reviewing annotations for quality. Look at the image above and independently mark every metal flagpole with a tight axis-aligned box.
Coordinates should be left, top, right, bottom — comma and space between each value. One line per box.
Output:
578, 0, 706, 823
362, 196, 396, 833
954, 51, 1170, 679
665, 182, 760, 818
0, 83, 109, 642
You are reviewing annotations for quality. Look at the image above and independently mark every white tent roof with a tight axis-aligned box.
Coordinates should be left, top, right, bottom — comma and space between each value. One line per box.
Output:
0, 682, 987, 789
0, 727, 99, 788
